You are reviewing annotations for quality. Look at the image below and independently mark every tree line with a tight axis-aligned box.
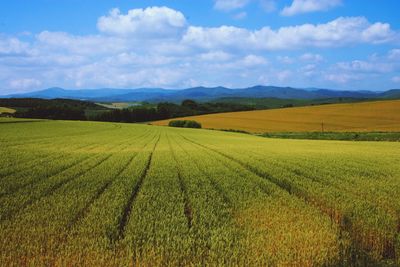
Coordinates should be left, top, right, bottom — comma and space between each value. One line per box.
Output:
92, 100, 254, 123
2, 98, 254, 122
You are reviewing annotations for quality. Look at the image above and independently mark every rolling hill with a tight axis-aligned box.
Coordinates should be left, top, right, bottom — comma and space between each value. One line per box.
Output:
152, 99, 400, 133
2, 86, 399, 103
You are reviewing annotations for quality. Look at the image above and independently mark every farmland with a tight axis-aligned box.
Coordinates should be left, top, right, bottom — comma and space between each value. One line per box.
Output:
153, 99, 400, 133
0, 107, 16, 114
1, 119, 400, 266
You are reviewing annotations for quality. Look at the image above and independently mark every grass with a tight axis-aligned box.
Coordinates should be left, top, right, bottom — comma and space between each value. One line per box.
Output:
152, 99, 400, 133
0, 118, 399, 266
0, 107, 16, 114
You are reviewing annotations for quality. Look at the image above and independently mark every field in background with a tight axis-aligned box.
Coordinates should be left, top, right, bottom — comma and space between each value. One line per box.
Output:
0, 119, 399, 266
153, 99, 400, 133
0, 107, 16, 114
96, 102, 143, 109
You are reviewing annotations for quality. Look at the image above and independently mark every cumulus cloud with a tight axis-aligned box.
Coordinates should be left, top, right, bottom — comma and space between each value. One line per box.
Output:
322, 49, 400, 86
183, 17, 395, 50
0, 35, 30, 56
281, 0, 342, 16
97, 7, 187, 38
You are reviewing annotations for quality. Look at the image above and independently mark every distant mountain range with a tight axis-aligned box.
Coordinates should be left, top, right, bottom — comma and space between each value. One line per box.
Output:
2, 86, 400, 102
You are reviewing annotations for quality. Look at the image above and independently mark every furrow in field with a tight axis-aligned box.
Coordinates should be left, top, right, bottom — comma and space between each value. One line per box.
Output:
0, 128, 146, 219
0, 129, 151, 197
49, 133, 159, 266
181, 134, 396, 263
0, 144, 100, 197
115, 134, 161, 241
0, 154, 113, 222
50, 135, 157, 259
0, 139, 144, 265
65, 132, 155, 230
0, 122, 121, 147
0, 142, 98, 179
179, 134, 274, 196
173, 136, 232, 206
174, 132, 342, 266
166, 134, 193, 229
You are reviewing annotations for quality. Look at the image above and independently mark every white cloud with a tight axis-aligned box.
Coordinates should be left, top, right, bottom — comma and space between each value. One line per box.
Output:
234, 11, 247, 20
0, 36, 30, 56
183, 17, 395, 50
36, 31, 128, 56
214, 0, 276, 12
276, 70, 292, 82
324, 73, 360, 84
260, 0, 277, 12
300, 53, 323, 62
388, 49, 400, 60
277, 56, 294, 64
214, 0, 250, 11
9, 78, 42, 90
97, 7, 187, 38
240, 54, 268, 66
322, 49, 400, 85
198, 51, 233, 61
281, 0, 342, 16
392, 76, 400, 83
336, 60, 394, 73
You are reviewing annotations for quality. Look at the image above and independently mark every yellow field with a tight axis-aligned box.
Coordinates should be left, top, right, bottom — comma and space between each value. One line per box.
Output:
153, 100, 400, 133
0, 107, 16, 114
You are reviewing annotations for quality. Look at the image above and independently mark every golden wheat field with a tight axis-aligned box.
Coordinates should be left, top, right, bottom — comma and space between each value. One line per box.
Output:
153, 100, 400, 133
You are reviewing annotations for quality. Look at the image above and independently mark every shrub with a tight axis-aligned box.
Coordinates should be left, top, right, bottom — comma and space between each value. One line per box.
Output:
169, 120, 202, 129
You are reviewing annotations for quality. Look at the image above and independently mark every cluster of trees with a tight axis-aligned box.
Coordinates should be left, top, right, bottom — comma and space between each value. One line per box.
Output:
168, 120, 202, 129
15, 106, 86, 120
1, 98, 254, 123
1, 98, 107, 121
93, 100, 254, 123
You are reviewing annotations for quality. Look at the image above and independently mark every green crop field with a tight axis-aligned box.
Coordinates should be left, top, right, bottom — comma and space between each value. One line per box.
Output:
1, 119, 399, 266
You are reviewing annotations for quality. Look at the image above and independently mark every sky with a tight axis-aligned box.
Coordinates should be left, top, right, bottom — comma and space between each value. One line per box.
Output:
0, 0, 399, 94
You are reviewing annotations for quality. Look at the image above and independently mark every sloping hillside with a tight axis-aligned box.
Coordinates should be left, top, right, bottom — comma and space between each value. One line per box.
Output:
152, 100, 400, 133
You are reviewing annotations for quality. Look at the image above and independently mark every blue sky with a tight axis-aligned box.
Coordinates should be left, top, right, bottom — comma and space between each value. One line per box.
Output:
0, 0, 399, 93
